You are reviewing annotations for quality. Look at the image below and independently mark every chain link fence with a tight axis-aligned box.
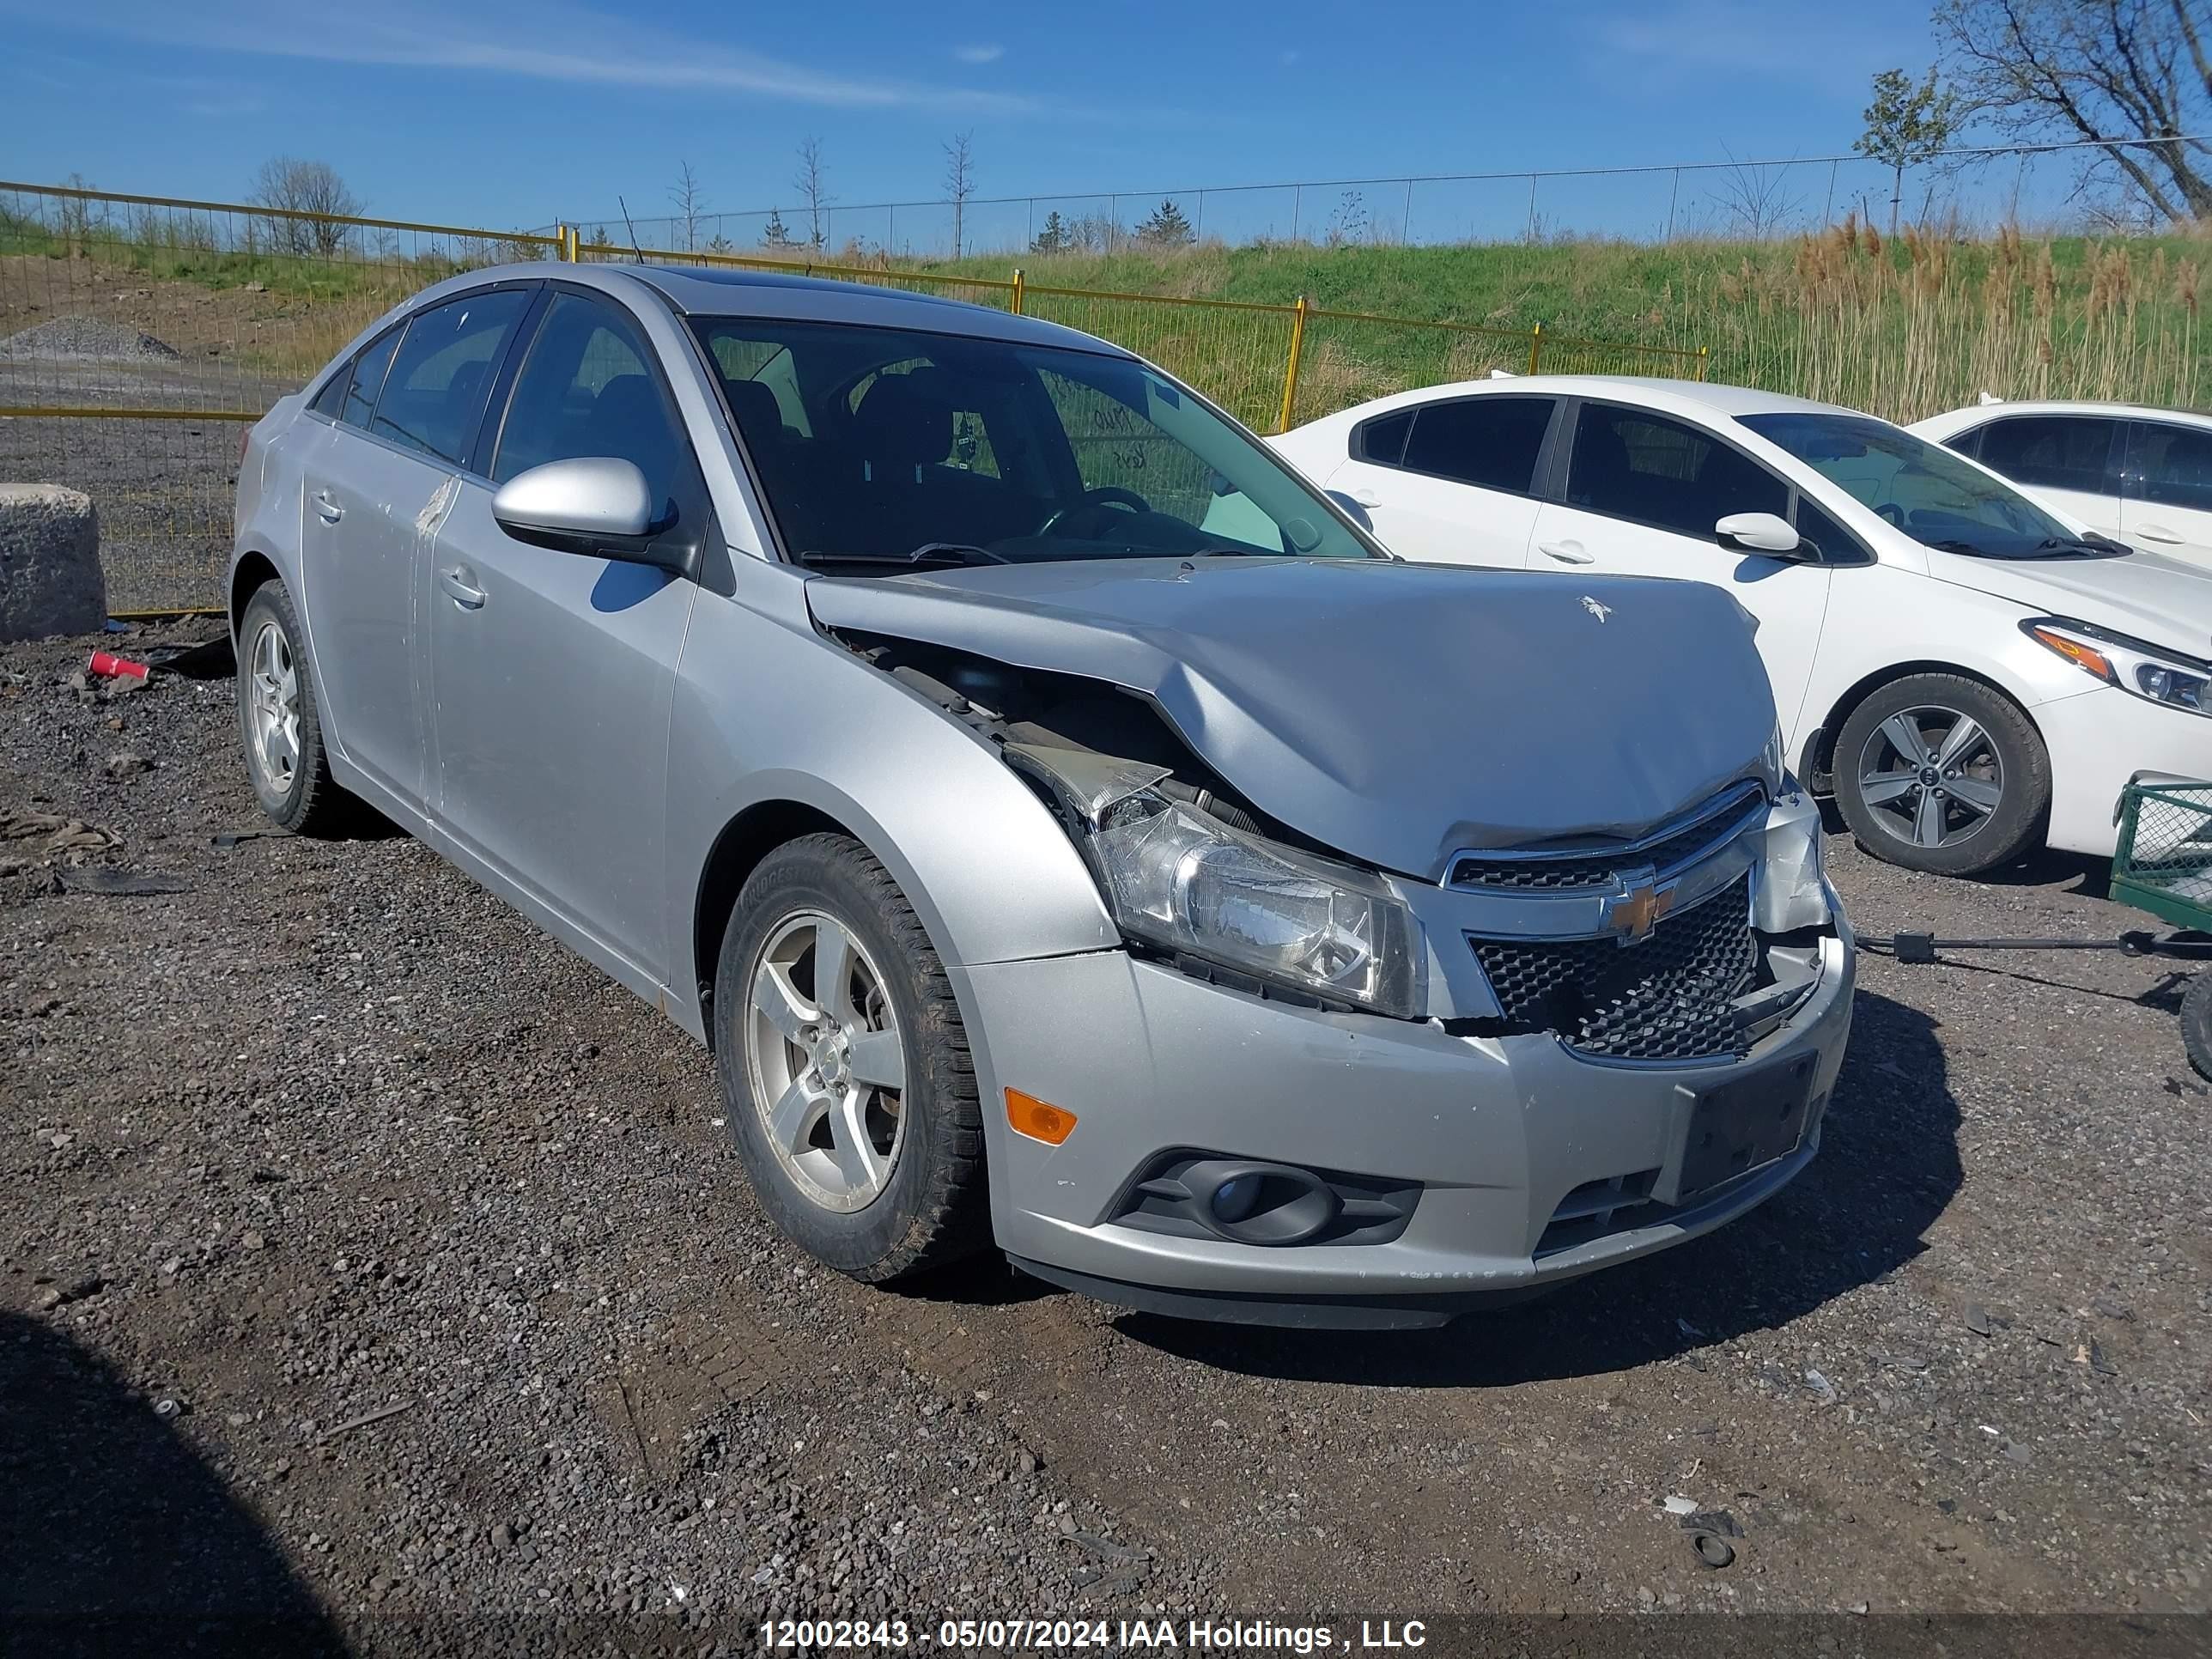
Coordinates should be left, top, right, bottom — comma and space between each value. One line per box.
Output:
1, 183, 1696, 612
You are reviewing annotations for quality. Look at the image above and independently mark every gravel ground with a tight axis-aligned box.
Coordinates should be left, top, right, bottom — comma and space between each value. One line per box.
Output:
3, 629, 2209, 1653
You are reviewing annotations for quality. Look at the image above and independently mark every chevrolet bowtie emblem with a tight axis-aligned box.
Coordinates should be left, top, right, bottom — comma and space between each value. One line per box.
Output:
1605, 872, 1675, 944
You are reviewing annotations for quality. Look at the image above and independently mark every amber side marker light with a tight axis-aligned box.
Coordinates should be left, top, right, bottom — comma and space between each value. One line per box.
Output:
1006, 1089, 1078, 1146
2028, 625, 2114, 682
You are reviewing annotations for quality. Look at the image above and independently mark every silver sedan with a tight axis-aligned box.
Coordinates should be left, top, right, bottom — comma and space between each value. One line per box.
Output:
229, 264, 1852, 1328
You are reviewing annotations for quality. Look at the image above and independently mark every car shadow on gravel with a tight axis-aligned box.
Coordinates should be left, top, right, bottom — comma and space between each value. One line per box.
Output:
0, 1312, 344, 1656
1117, 989, 1962, 1388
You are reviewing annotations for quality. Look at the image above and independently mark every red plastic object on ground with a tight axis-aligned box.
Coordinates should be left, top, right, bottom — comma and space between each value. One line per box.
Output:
87, 649, 150, 681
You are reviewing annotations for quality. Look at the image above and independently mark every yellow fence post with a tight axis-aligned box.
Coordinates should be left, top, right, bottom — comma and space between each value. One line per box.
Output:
1012, 267, 1025, 316
1696, 344, 1711, 382
1528, 322, 1543, 375
1276, 295, 1310, 434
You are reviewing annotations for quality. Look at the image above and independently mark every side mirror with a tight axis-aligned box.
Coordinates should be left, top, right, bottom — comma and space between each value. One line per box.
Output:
492, 458, 686, 573
1324, 489, 1375, 532
1716, 511, 1812, 560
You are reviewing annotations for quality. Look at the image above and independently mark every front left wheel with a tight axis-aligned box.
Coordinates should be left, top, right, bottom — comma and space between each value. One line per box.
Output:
713, 834, 988, 1282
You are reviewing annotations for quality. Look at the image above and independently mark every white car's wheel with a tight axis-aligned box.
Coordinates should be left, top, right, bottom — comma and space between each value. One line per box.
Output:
1834, 674, 2049, 875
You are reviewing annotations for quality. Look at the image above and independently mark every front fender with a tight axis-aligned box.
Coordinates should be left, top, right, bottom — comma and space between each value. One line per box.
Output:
661, 556, 1117, 1038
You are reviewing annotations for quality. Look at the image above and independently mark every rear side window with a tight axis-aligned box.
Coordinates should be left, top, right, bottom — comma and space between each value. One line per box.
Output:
370, 289, 531, 466
1400, 397, 1554, 493
1975, 416, 2116, 495
1566, 404, 1787, 539
319, 328, 400, 431
1352, 409, 1413, 466
2129, 421, 2212, 513
491, 292, 694, 511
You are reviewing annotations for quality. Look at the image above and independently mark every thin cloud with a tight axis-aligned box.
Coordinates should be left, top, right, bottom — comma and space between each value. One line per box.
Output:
1593, 0, 1896, 94
953, 44, 1005, 64
8, 0, 1045, 113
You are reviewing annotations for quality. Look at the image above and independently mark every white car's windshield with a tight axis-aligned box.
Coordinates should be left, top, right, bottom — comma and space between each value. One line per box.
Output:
1741, 412, 2118, 561
692, 316, 1380, 569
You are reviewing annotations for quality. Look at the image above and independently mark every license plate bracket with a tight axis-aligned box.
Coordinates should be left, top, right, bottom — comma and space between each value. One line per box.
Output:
1652, 1052, 1818, 1207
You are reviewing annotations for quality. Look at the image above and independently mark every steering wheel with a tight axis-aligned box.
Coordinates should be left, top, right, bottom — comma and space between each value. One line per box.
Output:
1040, 485, 1152, 538
1875, 501, 1907, 529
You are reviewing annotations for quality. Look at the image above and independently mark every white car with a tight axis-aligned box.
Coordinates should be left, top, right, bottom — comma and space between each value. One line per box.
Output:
1273, 376, 2212, 875
1910, 398, 2212, 571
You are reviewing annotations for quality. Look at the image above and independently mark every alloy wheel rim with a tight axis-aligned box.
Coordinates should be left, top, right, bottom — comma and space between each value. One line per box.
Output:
246, 619, 301, 795
744, 910, 908, 1213
1856, 705, 2004, 850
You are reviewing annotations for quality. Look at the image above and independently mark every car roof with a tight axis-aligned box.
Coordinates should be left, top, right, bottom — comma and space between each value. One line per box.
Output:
1300, 374, 1860, 428
430, 260, 1133, 357
1913, 398, 2212, 429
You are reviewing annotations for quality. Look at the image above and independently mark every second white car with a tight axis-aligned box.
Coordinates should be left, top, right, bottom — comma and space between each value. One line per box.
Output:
1273, 376, 2212, 875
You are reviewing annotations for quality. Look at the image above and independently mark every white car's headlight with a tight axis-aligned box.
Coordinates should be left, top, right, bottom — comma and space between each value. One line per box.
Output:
2025, 618, 2210, 718
1011, 744, 1427, 1018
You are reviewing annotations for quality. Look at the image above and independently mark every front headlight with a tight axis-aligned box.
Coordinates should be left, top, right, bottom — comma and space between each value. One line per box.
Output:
2024, 617, 2211, 718
1758, 780, 1832, 933
1011, 744, 1428, 1018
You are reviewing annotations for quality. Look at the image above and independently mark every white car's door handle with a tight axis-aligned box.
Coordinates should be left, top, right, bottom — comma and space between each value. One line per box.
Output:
439, 565, 486, 609
1349, 487, 1382, 507
1538, 540, 1595, 565
2136, 522, 2185, 544
313, 489, 343, 524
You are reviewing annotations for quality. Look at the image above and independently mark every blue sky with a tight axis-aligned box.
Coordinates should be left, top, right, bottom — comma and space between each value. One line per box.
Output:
3, 0, 1949, 238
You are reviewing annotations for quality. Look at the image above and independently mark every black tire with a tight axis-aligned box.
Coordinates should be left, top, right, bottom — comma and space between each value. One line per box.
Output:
2184, 974, 2212, 1084
713, 833, 988, 1283
1833, 673, 2050, 877
234, 580, 357, 836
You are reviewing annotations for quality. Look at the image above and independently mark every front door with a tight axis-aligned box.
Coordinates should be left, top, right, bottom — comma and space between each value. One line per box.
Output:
2122, 419, 2212, 569
1528, 400, 1835, 742
427, 289, 707, 982
1975, 413, 2125, 540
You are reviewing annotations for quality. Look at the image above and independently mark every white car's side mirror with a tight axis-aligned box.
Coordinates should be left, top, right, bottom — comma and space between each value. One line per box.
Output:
1716, 512, 1809, 559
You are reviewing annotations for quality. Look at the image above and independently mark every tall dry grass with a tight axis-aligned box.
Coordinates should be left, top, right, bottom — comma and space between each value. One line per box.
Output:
1703, 213, 2204, 421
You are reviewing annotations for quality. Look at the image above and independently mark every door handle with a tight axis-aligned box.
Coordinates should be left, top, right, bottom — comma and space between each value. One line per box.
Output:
1349, 487, 1382, 507
1538, 540, 1595, 564
313, 489, 343, 524
2136, 523, 2185, 544
439, 565, 486, 609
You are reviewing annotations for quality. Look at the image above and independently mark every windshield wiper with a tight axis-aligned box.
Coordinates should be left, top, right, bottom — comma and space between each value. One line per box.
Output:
795, 542, 1012, 569
2036, 534, 2126, 558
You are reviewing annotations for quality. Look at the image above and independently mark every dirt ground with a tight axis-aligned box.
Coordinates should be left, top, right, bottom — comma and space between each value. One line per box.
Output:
3, 629, 2209, 1654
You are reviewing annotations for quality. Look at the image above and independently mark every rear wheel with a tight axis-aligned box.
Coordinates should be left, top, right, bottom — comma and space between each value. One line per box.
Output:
235, 580, 356, 836
713, 834, 988, 1282
1833, 674, 2048, 876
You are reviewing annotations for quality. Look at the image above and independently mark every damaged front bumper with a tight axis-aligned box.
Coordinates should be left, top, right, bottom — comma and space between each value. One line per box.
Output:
954, 793, 1855, 1328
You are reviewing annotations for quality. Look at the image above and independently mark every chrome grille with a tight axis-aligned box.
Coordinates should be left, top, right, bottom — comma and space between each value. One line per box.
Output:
1468, 874, 1757, 1062
1449, 781, 1766, 891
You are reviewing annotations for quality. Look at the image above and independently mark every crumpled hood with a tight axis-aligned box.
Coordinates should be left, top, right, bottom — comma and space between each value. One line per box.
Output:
1930, 547, 2212, 657
805, 556, 1779, 879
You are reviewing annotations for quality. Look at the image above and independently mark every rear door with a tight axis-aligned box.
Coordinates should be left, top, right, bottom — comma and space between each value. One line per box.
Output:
426, 286, 704, 981
1526, 400, 1835, 738
1972, 413, 2124, 538
1326, 395, 1557, 568
2121, 419, 2212, 568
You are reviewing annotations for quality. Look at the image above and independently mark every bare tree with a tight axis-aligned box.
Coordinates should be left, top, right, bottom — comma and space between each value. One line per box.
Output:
668, 161, 707, 252
1937, 0, 2212, 224
942, 131, 975, 258
249, 157, 362, 257
793, 137, 835, 251
1709, 151, 1808, 240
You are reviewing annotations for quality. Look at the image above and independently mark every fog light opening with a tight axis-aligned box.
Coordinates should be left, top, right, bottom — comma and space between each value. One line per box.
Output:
1211, 1173, 1265, 1224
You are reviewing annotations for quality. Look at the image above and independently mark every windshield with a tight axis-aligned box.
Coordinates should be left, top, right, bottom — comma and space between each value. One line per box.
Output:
691, 316, 1378, 568
1739, 411, 2103, 560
